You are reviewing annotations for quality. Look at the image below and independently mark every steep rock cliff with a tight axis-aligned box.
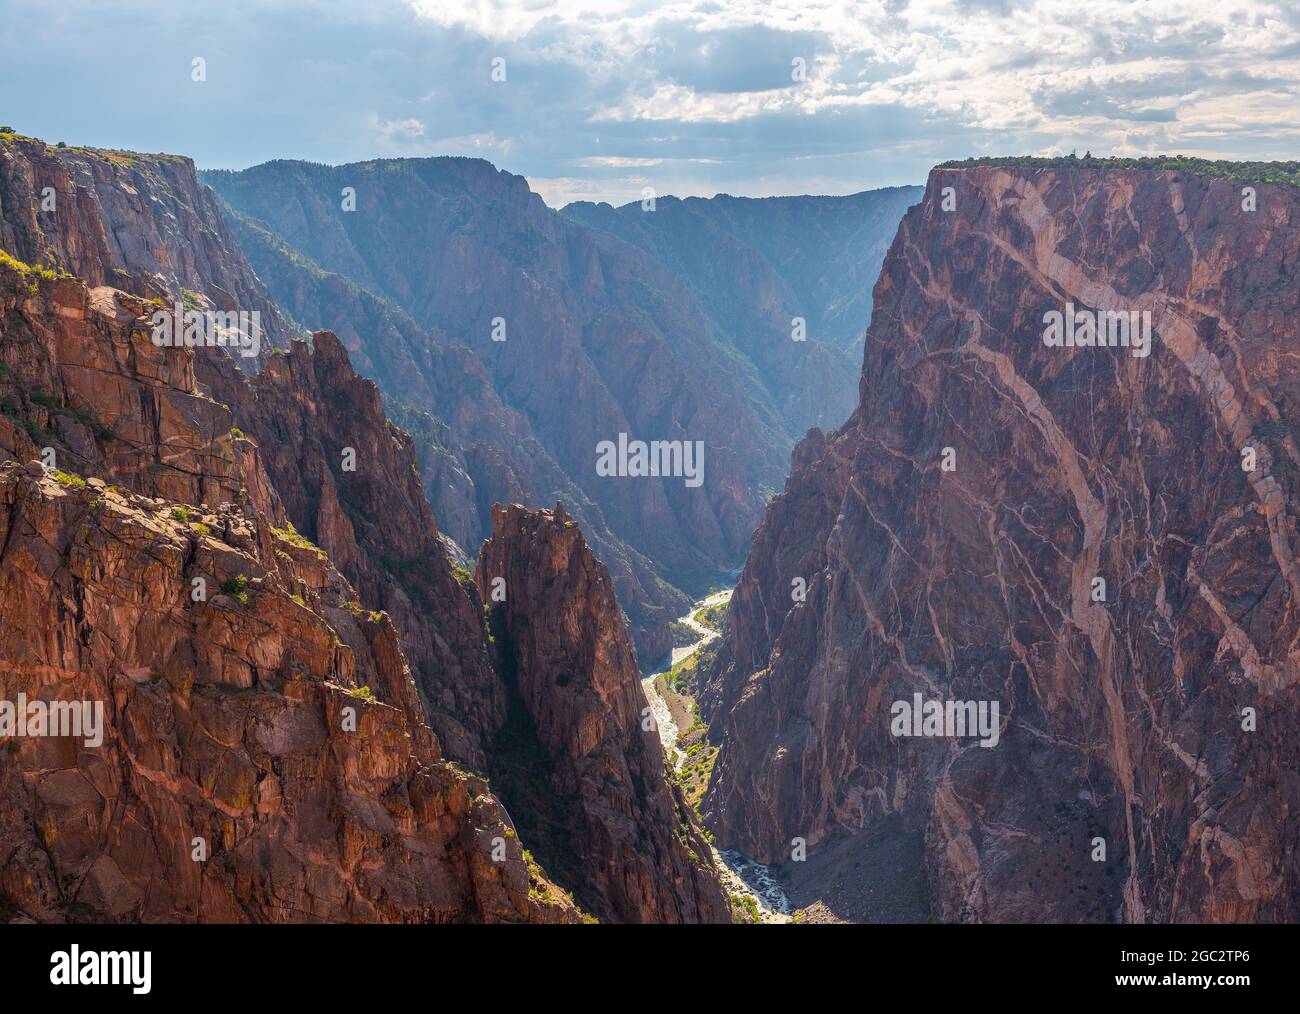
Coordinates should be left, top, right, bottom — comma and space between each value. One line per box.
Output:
1, 143, 730, 921
477, 503, 730, 924
0, 266, 577, 922
704, 163, 1300, 924
0, 135, 295, 355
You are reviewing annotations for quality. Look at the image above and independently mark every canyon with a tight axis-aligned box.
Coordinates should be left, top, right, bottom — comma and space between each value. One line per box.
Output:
4, 124, 1297, 926
202, 159, 914, 661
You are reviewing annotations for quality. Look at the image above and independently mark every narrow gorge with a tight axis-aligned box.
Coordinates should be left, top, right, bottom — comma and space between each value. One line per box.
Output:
3, 126, 1298, 927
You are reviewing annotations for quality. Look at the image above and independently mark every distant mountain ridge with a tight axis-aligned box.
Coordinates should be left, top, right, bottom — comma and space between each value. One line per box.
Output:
563, 185, 922, 353
203, 157, 917, 662
220, 206, 687, 660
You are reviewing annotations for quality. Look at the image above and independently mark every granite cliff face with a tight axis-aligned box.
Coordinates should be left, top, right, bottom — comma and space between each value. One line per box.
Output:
704, 164, 1300, 923
476, 504, 729, 924
195, 333, 508, 774
0, 266, 578, 923
0, 136, 295, 355
0, 462, 580, 924
0, 137, 729, 923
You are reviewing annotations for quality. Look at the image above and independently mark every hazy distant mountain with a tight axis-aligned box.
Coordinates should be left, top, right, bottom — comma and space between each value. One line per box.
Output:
204, 159, 915, 663
563, 186, 922, 353
222, 207, 690, 661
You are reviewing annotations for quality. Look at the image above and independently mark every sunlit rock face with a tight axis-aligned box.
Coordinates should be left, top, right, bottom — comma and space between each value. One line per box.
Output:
0, 136, 296, 358
0, 271, 578, 924
703, 164, 1300, 923
0, 139, 729, 924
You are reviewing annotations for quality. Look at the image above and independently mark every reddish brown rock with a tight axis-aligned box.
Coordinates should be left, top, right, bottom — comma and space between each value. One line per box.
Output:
0, 136, 294, 353
0, 136, 733, 924
0, 464, 578, 923
0, 271, 573, 924
0, 265, 275, 514
196, 333, 508, 773
704, 164, 1300, 923
477, 503, 730, 923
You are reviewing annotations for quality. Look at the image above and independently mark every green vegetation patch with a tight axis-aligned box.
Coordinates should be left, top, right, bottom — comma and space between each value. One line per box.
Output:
270, 519, 327, 558
937, 153, 1300, 188
690, 599, 728, 634
52, 469, 87, 490
220, 573, 250, 606
730, 892, 762, 924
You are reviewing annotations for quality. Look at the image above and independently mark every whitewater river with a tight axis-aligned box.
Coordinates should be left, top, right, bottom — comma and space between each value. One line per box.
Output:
641, 590, 793, 924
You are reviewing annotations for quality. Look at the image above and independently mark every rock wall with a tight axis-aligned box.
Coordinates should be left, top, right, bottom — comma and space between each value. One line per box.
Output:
0, 137, 730, 923
704, 165, 1300, 923
0, 266, 577, 922
477, 503, 730, 924
0, 135, 296, 355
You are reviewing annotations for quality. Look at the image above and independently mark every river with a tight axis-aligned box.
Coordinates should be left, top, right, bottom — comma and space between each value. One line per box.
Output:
641, 589, 793, 924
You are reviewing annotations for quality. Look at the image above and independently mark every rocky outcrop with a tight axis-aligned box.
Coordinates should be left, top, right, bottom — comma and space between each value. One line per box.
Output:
0, 258, 585, 922
0, 265, 275, 513
196, 332, 508, 773
704, 163, 1300, 923
477, 503, 730, 924
0, 134, 296, 356
0, 462, 577, 923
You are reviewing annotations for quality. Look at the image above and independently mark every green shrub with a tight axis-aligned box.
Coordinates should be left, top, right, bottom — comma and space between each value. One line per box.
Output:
220, 574, 250, 606
271, 519, 325, 557
0, 248, 32, 273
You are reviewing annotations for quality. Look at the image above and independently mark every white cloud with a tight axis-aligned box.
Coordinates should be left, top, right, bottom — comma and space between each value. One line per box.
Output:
3, 0, 1294, 207
406, 0, 1300, 160
374, 116, 426, 142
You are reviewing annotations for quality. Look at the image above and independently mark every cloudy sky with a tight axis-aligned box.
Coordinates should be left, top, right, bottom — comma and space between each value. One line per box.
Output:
2, 0, 1297, 205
